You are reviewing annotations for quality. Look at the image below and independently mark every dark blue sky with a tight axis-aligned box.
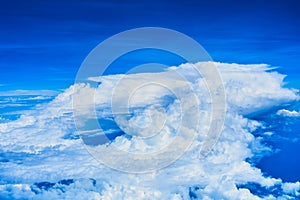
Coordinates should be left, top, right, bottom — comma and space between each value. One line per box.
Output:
0, 0, 299, 90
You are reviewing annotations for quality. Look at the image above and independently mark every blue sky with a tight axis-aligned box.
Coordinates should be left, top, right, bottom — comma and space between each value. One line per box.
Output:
0, 0, 299, 90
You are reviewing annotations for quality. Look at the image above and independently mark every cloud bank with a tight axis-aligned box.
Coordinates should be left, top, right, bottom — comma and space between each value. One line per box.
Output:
0, 62, 299, 199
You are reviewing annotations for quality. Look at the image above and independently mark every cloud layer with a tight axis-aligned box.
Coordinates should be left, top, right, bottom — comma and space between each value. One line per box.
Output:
0, 62, 299, 199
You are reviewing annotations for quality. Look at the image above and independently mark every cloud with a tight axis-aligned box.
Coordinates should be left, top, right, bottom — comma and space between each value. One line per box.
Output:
0, 90, 59, 96
277, 109, 300, 117
0, 62, 299, 199
282, 182, 300, 196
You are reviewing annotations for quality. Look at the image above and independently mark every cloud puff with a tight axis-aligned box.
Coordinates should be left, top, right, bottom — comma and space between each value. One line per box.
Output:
277, 109, 300, 117
0, 62, 299, 199
282, 182, 300, 196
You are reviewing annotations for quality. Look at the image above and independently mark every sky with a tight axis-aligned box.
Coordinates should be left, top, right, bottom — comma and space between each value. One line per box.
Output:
0, 0, 299, 90
1, 1, 300, 198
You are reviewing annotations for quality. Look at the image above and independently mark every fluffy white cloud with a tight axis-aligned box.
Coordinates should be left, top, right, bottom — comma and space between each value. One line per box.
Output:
282, 182, 300, 196
0, 62, 299, 199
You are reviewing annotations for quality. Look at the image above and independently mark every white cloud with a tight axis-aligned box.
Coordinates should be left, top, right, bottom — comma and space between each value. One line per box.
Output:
0, 90, 59, 96
276, 109, 300, 117
0, 62, 299, 199
282, 182, 300, 196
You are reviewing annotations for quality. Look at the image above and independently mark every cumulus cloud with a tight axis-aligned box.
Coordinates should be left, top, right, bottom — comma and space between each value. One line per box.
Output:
282, 182, 300, 196
0, 62, 299, 199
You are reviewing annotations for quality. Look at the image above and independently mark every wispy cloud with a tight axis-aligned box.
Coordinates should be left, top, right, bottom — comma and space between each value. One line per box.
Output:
277, 109, 300, 117
0, 89, 59, 96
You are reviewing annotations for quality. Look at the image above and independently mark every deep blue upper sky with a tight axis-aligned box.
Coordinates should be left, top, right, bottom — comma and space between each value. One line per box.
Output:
0, 0, 299, 90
